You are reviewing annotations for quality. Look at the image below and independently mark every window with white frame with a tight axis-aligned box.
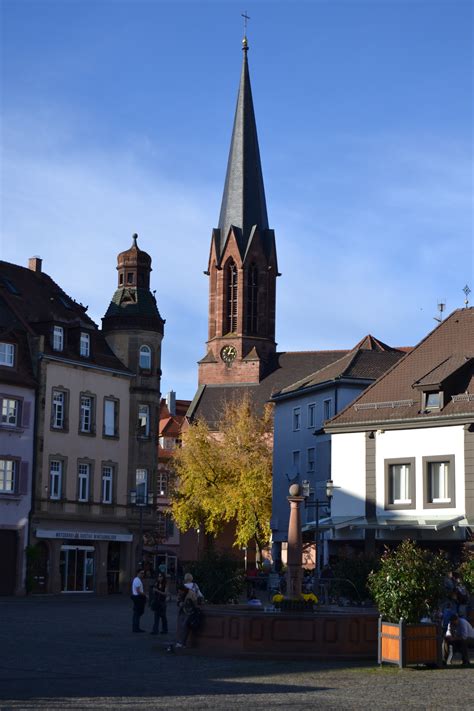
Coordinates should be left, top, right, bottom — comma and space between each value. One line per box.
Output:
323, 399, 332, 420
0, 459, 16, 493
292, 450, 300, 474
138, 404, 150, 437
0, 342, 15, 367
52, 390, 67, 429
1, 398, 20, 427
53, 326, 64, 351
50, 460, 62, 499
79, 395, 94, 434
136, 469, 148, 504
307, 403, 316, 428
103, 398, 118, 437
292, 407, 301, 431
80, 332, 90, 357
307, 447, 315, 473
101, 465, 113, 504
139, 345, 152, 370
424, 457, 454, 507
158, 471, 168, 497
78, 463, 90, 502
385, 459, 417, 510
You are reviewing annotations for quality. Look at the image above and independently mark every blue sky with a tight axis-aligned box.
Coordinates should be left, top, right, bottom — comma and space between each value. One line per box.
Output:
1, 0, 472, 400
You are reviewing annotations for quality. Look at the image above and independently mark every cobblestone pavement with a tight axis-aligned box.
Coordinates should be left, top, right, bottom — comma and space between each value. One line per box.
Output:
0, 596, 472, 710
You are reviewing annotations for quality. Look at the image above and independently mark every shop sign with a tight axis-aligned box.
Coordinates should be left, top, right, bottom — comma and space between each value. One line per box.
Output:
36, 529, 133, 542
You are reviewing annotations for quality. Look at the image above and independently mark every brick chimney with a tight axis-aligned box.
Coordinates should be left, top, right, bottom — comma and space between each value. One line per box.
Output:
28, 256, 42, 273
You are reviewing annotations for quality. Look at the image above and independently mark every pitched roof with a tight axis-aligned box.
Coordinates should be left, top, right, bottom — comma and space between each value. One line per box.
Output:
327, 308, 474, 429
217, 39, 269, 258
0, 294, 36, 388
0, 260, 130, 374
189, 350, 348, 429
275, 336, 405, 397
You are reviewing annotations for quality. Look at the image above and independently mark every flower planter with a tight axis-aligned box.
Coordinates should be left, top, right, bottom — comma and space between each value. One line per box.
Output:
378, 618, 442, 668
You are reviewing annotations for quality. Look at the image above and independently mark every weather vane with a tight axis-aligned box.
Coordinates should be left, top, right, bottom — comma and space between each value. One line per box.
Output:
463, 284, 471, 307
242, 11, 250, 35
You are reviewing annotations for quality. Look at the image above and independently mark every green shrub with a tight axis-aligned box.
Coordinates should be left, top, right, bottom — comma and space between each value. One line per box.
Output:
458, 545, 474, 592
187, 550, 244, 604
368, 539, 448, 623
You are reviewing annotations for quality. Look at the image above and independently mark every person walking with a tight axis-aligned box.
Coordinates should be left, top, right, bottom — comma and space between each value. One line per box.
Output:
175, 583, 199, 648
131, 569, 146, 633
150, 572, 169, 635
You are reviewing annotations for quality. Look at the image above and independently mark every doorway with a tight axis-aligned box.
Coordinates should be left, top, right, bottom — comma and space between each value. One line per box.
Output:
60, 546, 95, 592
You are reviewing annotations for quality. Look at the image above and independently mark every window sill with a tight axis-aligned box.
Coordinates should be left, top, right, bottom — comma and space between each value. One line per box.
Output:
0, 493, 22, 500
102, 433, 119, 440
78, 431, 96, 437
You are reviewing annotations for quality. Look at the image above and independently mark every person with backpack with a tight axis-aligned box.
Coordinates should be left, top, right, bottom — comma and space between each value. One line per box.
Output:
183, 572, 205, 602
175, 583, 202, 648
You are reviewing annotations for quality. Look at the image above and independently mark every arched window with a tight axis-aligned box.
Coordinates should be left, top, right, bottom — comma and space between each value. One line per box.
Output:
246, 264, 258, 334
226, 261, 238, 333
139, 345, 152, 370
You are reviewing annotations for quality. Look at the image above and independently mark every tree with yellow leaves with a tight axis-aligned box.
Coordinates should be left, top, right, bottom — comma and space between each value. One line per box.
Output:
170, 395, 273, 557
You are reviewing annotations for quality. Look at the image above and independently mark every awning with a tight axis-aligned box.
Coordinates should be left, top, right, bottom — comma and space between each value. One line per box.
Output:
304, 514, 467, 533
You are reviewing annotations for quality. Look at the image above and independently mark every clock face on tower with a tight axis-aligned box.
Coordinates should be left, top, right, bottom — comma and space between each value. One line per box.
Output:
220, 345, 237, 364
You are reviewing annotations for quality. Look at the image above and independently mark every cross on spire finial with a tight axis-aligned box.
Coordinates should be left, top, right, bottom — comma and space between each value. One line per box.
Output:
463, 284, 471, 307
242, 11, 250, 51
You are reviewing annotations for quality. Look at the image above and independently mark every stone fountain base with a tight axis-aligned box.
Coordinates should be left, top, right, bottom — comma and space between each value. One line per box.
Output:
188, 605, 378, 659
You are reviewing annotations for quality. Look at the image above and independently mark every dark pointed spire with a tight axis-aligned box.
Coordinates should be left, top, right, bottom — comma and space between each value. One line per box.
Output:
217, 36, 269, 254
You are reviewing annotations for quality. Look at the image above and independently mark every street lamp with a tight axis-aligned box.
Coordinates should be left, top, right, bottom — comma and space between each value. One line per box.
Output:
302, 479, 338, 583
129, 489, 154, 565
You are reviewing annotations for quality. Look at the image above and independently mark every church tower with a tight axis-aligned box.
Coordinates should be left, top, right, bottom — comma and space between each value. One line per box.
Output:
198, 36, 279, 386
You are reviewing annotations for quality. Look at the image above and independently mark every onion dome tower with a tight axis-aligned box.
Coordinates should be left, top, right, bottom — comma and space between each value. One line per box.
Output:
102, 234, 164, 549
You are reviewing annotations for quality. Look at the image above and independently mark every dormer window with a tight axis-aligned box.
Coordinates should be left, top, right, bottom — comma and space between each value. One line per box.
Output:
127, 272, 134, 284
139, 345, 152, 370
424, 391, 443, 411
0, 343, 15, 367
80, 332, 90, 357
53, 326, 64, 352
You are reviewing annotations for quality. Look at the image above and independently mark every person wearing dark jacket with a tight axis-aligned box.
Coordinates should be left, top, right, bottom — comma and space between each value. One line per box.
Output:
150, 572, 169, 635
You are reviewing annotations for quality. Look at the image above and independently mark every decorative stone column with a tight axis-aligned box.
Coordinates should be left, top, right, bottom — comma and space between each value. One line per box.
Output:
286, 484, 304, 598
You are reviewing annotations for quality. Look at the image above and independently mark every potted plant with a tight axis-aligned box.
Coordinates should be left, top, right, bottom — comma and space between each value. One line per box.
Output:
272, 592, 318, 612
368, 539, 448, 667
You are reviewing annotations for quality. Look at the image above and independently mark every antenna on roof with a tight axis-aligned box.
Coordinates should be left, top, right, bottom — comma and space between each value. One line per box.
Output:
463, 284, 471, 307
433, 299, 446, 323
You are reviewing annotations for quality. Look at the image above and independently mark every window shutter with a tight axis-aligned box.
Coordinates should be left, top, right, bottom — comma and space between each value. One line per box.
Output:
166, 515, 174, 538
21, 401, 31, 428
18, 461, 29, 495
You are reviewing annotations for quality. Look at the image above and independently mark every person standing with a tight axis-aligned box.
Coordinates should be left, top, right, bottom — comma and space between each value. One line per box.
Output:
150, 572, 169, 635
183, 573, 204, 602
131, 569, 146, 633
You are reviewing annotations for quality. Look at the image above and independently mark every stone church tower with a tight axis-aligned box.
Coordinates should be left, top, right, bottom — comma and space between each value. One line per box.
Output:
102, 234, 165, 509
198, 37, 279, 387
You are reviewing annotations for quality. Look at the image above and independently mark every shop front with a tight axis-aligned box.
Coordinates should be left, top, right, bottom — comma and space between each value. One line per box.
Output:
34, 526, 133, 595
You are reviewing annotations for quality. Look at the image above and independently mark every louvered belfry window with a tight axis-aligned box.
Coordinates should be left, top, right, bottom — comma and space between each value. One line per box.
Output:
246, 264, 258, 334
226, 261, 238, 333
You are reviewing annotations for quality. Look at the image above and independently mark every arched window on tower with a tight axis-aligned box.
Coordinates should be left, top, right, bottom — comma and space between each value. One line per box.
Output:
226, 261, 238, 333
139, 345, 152, 371
246, 264, 258, 334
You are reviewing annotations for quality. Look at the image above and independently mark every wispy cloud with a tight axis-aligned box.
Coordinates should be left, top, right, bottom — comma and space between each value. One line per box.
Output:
2, 111, 472, 398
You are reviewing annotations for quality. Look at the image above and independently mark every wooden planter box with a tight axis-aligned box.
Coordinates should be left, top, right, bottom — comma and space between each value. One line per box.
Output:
378, 618, 442, 668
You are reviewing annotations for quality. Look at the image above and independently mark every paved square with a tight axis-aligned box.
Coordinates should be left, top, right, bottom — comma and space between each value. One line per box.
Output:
0, 597, 471, 710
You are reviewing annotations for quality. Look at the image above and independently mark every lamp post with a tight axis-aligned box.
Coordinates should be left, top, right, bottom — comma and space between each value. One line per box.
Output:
129, 489, 154, 566
302, 479, 338, 585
